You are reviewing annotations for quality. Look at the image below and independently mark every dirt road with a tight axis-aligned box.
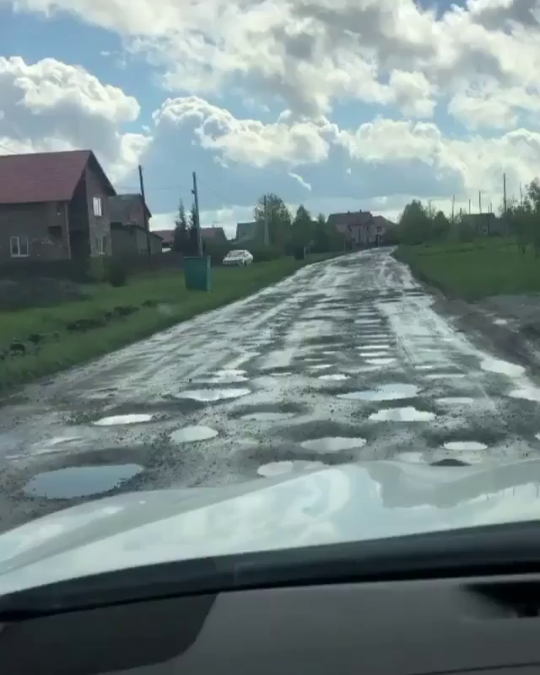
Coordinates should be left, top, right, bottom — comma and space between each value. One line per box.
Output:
1, 250, 540, 532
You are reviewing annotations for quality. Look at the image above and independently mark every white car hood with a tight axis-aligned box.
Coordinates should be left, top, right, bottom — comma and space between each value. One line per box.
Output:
1, 458, 540, 595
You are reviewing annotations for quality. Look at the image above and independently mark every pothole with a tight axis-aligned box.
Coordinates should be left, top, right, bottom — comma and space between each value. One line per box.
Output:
359, 351, 393, 358
436, 397, 475, 405
339, 383, 418, 401
319, 373, 350, 381
430, 459, 471, 467
509, 387, 540, 402
94, 414, 154, 426
241, 412, 296, 422
170, 426, 219, 443
480, 358, 525, 377
24, 464, 143, 499
365, 357, 396, 366
257, 460, 326, 477
424, 373, 466, 380
194, 370, 249, 384
369, 407, 436, 422
176, 388, 251, 402
355, 319, 382, 325
300, 437, 367, 452
309, 364, 332, 371
443, 441, 487, 451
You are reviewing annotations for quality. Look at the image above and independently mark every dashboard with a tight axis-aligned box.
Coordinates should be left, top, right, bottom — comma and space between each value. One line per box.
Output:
2, 573, 540, 674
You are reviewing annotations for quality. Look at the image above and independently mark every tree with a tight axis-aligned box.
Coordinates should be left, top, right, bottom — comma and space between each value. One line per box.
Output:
172, 200, 189, 253
253, 193, 292, 249
291, 205, 313, 249
398, 200, 432, 245
312, 213, 330, 252
432, 211, 450, 241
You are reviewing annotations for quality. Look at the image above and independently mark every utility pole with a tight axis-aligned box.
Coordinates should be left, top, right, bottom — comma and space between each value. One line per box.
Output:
479, 190, 482, 214
469, 198, 471, 215
191, 171, 203, 256
503, 173, 507, 214
263, 194, 269, 247
138, 165, 151, 263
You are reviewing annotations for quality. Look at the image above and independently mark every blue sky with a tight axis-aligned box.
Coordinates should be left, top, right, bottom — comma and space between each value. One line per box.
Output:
1, 0, 540, 237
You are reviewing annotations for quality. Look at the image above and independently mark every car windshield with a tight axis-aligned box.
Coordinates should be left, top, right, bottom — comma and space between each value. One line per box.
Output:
2, 0, 540, 602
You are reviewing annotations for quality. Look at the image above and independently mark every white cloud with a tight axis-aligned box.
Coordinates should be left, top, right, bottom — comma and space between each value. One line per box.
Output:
152, 96, 337, 168
0, 56, 150, 181
388, 70, 436, 118
288, 171, 312, 191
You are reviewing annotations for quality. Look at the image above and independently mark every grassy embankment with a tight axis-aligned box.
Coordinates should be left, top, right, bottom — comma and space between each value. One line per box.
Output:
0, 253, 338, 390
395, 238, 540, 301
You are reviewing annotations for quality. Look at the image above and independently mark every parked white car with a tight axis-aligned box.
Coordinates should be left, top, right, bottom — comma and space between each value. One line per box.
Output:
223, 249, 254, 266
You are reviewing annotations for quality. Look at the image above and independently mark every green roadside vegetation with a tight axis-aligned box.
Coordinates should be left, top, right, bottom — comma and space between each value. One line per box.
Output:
395, 239, 540, 300
393, 179, 540, 300
0, 253, 339, 391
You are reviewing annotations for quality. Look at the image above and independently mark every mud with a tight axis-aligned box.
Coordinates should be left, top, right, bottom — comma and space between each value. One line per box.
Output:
2, 250, 540, 532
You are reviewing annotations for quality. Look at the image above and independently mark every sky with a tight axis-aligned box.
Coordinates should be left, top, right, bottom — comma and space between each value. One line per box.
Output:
1, 0, 540, 238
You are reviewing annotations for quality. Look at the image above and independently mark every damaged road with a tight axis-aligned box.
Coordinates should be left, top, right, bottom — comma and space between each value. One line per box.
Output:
2, 249, 540, 532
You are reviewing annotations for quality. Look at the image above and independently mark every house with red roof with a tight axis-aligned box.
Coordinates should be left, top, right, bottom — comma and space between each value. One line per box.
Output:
0, 149, 116, 262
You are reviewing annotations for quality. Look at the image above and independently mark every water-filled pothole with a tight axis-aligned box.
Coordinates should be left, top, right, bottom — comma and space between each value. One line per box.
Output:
24, 464, 143, 499
369, 407, 436, 422
257, 460, 326, 477
359, 351, 393, 358
339, 384, 419, 401
430, 459, 470, 467
436, 397, 475, 406
170, 426, 219, 443
241, 412, 296, 422
309, 364, 332, 371
176, 388, 250, 402
319, 373, 350, 381
480, 358, 524, 377
94, 414, 154, 426
509, 387, 540, 402
366, 357, 396, 366
443, 441, 487, 451
300, 437, 367, 452
194, 369, 249, 384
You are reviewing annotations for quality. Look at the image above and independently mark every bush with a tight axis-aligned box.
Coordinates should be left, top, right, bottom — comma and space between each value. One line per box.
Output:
106, 261, 128, 287
250, 246, 284, 262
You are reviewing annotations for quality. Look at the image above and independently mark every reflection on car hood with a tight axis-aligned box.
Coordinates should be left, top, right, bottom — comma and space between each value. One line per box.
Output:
1, 458, 540, 595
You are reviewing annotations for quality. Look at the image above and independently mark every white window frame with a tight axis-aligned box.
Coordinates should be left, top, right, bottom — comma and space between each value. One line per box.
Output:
96, 235, 106, 255
10, 235, 29, 258
93, 196, 103, 217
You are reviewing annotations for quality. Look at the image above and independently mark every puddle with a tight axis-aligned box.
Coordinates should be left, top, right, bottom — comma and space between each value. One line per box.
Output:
195, 370, 249, 384
398, 452, 425, 463
301, 437, 367, 452
339, 383, 418, 401
480, 358, 524, 377
431, 459, 470, 467
33, 435, 83, 455
257, 460, 326, 477
369, 407, 436, 422
309, 364, 332, 371
443, 441, 487, 451
366, 358, 396, 366
494, 318, 508, 326
436, 397, 475, 406
509, 387, 540, 403
170, 426, 219, 443
357, 344, 391, 351
94, 414, 154, 426
355, 319, 382, 325
24, 464, 143, 499
319, 373, 350, 381
359, 351, 392, 358
415, 365, 435, 370
241, 412, 296, 421
176, 388, 251, 402
322, 350, 339, 355
425, 373, 466, 380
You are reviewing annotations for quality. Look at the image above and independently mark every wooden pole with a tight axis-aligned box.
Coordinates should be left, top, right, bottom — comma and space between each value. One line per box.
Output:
192, 171, 203, 256
138, 165, 151, 263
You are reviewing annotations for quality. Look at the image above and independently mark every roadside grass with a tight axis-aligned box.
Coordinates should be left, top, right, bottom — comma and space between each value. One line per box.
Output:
0, 253, 340, 390
395, 238, 540, 300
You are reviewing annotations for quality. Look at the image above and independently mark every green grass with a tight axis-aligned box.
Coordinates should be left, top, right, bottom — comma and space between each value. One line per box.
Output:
395, 239, 540, 300
0, 253, 340, 390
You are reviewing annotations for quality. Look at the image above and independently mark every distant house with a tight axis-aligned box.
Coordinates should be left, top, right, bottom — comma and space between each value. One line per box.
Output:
0, 149, 115, 261
236, 221, 265, 244
108, 194, 162, 257
201, 226, 228, 246
461, 213, 505, 237
153, 229, 175, 250
327, 211, 376, 247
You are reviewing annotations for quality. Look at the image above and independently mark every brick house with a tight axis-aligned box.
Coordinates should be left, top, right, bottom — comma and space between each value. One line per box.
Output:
0, 149, 115, 262
109, 194, 162, 256
327, 211, 376, 247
